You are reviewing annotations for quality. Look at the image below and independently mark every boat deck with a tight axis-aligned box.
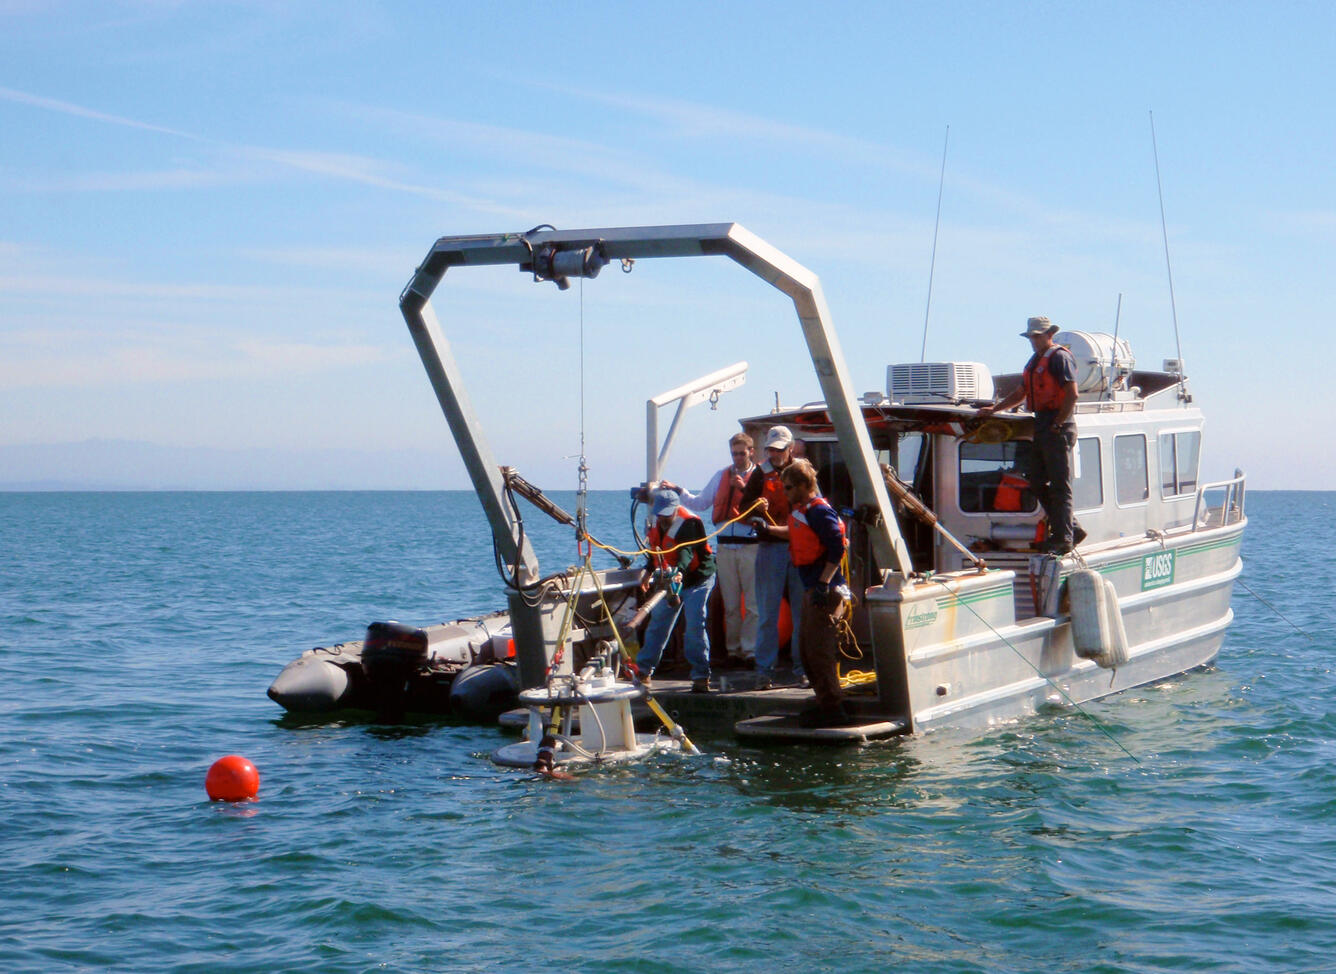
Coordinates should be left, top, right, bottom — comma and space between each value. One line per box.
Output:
499, 669, 905, 743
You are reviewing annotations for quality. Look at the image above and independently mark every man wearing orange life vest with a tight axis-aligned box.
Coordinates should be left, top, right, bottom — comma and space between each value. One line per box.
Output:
635, 488, 716, 693
978, 315, 1086, 553
661, 432, 759, 667
738, 425, 806, 689
776, 458, 853, 727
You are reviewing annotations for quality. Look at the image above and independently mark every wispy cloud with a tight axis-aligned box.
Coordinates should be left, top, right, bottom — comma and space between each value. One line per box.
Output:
0, 166, 260, 192
562, 86, 929, 172
326, 100, 707, 200
0, 84, 518, 213
0, 269, 314, 302
0, 328, 389, 389
1263, 209, 1336, 236
0, 84, 198, 139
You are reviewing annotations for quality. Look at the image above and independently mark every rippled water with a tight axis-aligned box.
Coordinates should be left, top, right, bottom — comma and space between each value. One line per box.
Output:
2, 490, 1333, 973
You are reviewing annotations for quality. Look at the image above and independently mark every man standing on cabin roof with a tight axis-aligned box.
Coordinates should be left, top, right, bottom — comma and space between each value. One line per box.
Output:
738, 425, 805, 689
660, 432, 760, 668
977, 315, 1086, 553
636, 488, 716, 694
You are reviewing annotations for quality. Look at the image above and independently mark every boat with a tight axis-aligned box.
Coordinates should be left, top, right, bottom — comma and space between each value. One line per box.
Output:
269, 222, 1245, 745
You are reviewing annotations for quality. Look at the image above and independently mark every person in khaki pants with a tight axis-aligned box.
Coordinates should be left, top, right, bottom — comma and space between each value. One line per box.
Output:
662, 432, 759, 666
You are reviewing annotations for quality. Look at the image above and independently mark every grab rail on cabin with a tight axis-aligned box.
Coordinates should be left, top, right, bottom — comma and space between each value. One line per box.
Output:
1192, 469, 1246, 531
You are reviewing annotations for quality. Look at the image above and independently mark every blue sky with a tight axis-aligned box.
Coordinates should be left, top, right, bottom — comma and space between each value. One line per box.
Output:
2, 0, 1331, 490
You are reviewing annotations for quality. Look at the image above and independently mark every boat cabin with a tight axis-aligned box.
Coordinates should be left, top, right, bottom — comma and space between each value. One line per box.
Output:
741, 330, 1226, 629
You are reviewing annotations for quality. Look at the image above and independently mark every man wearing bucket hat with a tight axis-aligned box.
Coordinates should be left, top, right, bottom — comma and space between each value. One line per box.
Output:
978, 316, 1085, 553
636, 488, 716, 693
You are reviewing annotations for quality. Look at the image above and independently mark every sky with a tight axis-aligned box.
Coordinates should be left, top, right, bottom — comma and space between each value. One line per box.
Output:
1, 0, 1332, 491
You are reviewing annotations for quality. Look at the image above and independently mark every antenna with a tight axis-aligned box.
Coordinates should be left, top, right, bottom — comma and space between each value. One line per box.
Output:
1106, 292, 1123, 401
1149, 111, 1185, 372
920, 125, 950, 363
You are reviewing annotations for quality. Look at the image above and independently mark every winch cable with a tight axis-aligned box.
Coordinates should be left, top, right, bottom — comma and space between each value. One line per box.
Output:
928, 576, 1140, 764
575, 275, 591, 564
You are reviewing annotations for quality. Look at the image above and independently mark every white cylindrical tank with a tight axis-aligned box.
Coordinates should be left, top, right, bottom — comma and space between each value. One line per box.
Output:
1055, 331, 1135, 395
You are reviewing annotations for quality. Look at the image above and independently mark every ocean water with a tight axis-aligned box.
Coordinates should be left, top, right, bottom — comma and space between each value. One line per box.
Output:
2, 489, 1334, 973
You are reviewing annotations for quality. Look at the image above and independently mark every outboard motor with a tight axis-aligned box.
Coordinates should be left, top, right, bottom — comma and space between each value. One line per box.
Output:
361, 621, 429, 722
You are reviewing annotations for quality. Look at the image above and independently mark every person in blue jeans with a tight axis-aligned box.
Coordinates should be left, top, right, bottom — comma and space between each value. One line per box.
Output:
739, 426, 805, 689
635, 489, 716, 693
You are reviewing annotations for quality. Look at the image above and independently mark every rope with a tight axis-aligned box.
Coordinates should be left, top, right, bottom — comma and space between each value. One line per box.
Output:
1236, 577, 1315, 640
840, 669, 878, 689
929, 577, 1141, 764
586, 498, 771, 559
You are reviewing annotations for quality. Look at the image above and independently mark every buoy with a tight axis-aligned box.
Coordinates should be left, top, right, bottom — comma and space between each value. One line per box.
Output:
205, 755, 260, 801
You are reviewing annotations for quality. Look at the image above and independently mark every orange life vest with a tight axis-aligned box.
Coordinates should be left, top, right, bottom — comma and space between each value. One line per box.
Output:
647, 508, 711, 574
759, 466, 791, 533
994, 472, 1029, 512
787, 496, 846, 567
712, 464, 753, 524
1023, 345, 1070, 412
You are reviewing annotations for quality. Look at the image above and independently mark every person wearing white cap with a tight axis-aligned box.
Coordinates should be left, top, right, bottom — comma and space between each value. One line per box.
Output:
977, 316, 1086, 553
737, 425, 805, 688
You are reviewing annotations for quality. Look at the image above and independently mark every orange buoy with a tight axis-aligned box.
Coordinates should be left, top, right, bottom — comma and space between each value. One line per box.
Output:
205, 755, 260, 802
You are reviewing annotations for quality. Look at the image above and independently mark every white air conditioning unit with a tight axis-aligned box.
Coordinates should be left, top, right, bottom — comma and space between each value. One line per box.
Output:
887, 362, 994, 405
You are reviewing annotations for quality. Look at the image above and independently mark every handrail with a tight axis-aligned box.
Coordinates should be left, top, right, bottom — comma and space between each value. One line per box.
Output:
1192, 469, 1246, 531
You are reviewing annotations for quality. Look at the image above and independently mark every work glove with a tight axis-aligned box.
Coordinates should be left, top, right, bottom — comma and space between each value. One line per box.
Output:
809, 584, 836, 610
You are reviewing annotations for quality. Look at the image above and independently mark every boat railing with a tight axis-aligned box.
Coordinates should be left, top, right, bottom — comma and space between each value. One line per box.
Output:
1192, 469, 1246, 531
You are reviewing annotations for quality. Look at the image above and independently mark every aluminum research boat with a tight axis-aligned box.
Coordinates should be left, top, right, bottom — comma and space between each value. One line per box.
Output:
270, 223, 1245, 742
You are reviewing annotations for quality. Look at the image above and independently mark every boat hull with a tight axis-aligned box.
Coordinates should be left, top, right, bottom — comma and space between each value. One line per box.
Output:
868, 519, 1246, 734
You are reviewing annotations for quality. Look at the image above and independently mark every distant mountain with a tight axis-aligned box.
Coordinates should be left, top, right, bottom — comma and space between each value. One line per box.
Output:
0, 439, 469, 491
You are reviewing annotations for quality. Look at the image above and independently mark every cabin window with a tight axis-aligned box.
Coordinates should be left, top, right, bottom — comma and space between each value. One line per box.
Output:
894, 433, 926, 483
1114, 434, 1149, 505
1073, 437, 1103, 511
1159, 430, 1201, 497
957, 441, 1038, 514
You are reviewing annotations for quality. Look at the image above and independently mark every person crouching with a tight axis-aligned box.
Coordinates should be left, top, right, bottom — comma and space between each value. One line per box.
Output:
635, 489, 716, 694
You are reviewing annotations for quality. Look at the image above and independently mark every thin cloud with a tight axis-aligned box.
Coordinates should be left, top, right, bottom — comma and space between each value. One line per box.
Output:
0, 270, 313, 302
0, 333, 389, 389
544, 84, 931, 175
243, 146, 530, 217
0, 84, 198, 140
324, 100, 707, 199
1263, 209, 1336, 236
0, 166, 259, 192
0, 84, 515, 213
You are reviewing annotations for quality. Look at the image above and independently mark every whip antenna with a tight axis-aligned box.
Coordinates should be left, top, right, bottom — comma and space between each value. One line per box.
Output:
1106, 292, 1123, 401
920, 125, 950, 363
1150, 111, 1185, 372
